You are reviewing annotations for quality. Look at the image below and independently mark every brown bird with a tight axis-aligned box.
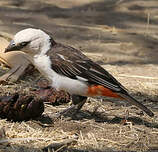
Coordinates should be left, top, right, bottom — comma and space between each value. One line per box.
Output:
5, 28, 154, 117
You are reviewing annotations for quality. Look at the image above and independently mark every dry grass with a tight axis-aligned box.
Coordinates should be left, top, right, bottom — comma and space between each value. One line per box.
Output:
0, 64, 157, 152
0, 101, 158, 152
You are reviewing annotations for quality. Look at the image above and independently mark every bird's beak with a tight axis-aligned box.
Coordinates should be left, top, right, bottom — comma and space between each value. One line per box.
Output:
5, 40, 18, 53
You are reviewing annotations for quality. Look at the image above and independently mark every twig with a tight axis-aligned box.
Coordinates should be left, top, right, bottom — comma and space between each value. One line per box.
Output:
101, 138, 127, 146
145, 11, 150, 36
119, 74, 158, 80
0, 137, 52, 144
56, 23, 121, 33
42, 138, 77, 152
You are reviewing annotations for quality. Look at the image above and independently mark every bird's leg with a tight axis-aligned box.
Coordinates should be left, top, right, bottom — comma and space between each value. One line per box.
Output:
59, 95, 87, 116
71, 95, 87, 113
49, 95, 87, 119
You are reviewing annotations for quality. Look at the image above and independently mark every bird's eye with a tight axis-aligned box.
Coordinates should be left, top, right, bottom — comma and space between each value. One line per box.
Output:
12, 43, 16, 46
20, 42, 29, 47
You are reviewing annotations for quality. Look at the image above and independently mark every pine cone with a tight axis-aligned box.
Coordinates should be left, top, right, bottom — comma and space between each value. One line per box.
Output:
35, 88, 70, 106
35, 79, 71, 106
0, 93, 44, 121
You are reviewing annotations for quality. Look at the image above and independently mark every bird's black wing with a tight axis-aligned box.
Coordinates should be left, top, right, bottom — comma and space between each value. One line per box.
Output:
47, 43, 126, 93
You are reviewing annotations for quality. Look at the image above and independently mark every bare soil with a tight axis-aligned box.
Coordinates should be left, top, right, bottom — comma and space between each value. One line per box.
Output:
0, 0, 158, 152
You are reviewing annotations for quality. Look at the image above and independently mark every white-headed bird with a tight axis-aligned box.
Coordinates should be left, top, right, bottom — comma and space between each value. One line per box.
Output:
5, 28, 154, 117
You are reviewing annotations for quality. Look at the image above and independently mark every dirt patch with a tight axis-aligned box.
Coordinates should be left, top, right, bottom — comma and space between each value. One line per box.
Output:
0, 0, 158, 152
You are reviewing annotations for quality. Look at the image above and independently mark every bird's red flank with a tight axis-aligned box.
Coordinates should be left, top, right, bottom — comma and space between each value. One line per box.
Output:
87, 85, 121, 98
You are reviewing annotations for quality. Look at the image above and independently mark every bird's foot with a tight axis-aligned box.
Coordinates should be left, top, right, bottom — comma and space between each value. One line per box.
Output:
48, 104, 78, 120
49, 100, 86, 120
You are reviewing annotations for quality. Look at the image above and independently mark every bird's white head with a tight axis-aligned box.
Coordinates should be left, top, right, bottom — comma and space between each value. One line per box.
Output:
5, 28, 53, 56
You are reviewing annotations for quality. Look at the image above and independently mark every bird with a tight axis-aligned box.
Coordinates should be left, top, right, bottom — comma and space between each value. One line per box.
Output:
5, 28, 154, 117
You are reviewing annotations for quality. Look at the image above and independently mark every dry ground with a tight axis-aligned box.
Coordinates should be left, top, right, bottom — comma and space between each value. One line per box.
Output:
0, 0, 158, 151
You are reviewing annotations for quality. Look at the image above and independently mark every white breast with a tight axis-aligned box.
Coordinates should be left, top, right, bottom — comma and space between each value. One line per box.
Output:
33, 54, 88, 96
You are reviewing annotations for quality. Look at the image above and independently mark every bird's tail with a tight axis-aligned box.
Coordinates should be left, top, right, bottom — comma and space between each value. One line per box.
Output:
118, 93, 154, 117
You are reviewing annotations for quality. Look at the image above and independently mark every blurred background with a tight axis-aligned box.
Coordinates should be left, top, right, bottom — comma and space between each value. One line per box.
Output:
1, 0, 158, 65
